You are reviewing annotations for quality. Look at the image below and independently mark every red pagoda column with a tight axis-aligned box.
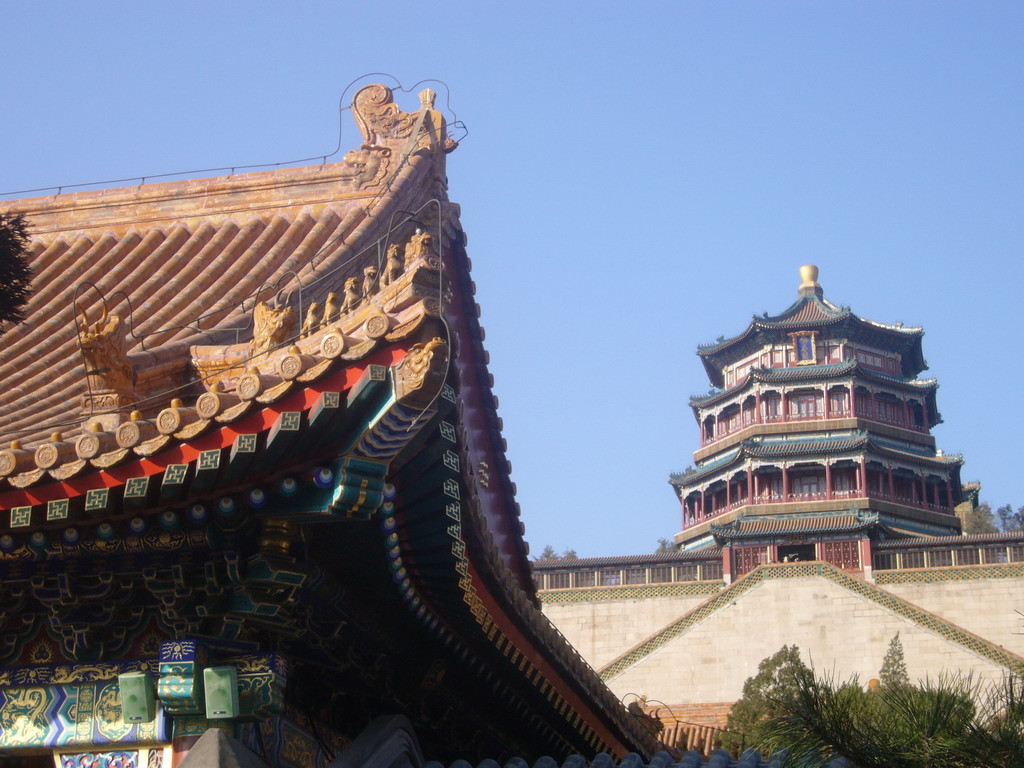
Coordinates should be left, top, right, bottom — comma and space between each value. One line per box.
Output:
920, 474, 928, 507
858, 461, 867, 495
726, 478, 731, 508
755, 390, 762, 423
746, 467, 753, 501
902, 399, 911, 427
822, 386, 830, 419
782, 465, 790, 500
921, 405, 930, 432
946, 479, 954, 512
887, 466, 894, 499
850, 388, 858, 417
825, 462, 833, 500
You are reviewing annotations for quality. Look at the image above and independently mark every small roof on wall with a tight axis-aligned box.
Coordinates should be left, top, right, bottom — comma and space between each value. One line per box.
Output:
696, 266, 926, 387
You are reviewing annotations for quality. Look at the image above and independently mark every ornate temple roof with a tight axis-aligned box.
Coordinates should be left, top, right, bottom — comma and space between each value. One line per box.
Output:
875, 530, 1024, 549
709, 513, 888, 541
696, 266, 927, 386
670, 430, 962, 488
689, 359, 939, 410
0, 85, 660, 760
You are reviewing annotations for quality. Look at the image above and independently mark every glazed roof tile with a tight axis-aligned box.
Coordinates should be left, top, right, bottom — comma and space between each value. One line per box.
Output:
670, 433, 868, 485
671, 431, 960, 488
876, 530, 1024, 549
710, 514, 877, 539
689, 360, 938, 409
1, 93, 453, 449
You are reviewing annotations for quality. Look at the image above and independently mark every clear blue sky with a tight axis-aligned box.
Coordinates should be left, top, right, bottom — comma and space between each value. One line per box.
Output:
3, 2, 1021, 556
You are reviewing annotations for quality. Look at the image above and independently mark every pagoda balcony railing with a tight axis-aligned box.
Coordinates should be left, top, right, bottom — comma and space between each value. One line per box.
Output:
684, 488, 954, 528
701, 410, 929, 448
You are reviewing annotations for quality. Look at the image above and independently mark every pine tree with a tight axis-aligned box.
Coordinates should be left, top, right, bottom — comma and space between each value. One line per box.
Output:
0, 213, 32, 325
880, 632, 910, 688
723, 645, 811, 750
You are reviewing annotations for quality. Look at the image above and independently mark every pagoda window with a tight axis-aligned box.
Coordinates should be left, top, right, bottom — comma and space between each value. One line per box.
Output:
763, 394, 783, 421
822, 540, 860, 570
833, 469, 854, 494
598, 569, 622, 586
742, 397, 757, 426
573, 571, 596, 588
649, 566, 672, 583
703, 415, 715, 444
908, 401, 926, 430
792, 474, 824, 497
928, 549, 952, 567
789, 392, 821, 419
855, 349, 885, 370
955, 549, 980, 566
829, 389, 848, 416
702, 561, 723, 580
873, 552, 897, 570
902, 551, 925, 569
676, 564, 699, 582
1009, 545, 1024, 562
757, 472, 782, 500
547, 571, 570, 590
734, 546, 768, 576
983, 546, 1009, 564
624, 568, 646, 584
875, 395, 901, 425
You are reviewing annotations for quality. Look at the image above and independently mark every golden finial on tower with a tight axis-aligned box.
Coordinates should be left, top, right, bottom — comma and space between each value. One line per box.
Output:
798, 265, 823, 298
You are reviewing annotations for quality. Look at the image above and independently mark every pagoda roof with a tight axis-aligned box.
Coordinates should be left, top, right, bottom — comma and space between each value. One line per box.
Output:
875, 530, 1024, 549
670, 430, 962, 488
696, 268, 926, 386
709, 512, 886, 541
690, 359, 938, 409
0, 85, 659, 760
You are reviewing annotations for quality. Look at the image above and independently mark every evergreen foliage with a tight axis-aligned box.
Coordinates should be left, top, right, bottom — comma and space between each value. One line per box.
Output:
758, 672, 1024, 768
655, 537, 677, 553
532, 546, 578, 561
961, 501, 998, 534
0, 213, 32, 325
879, 632, 909, 689
722, 645, 810, 751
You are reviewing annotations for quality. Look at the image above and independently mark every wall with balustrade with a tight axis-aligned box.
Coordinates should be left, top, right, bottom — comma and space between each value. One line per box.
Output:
539, 561, 1024, 712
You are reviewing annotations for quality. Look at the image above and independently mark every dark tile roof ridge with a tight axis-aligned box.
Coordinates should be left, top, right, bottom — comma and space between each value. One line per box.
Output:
877, 531, 1024, 548
697, 296, 849, 356
531, 550, 723, 569
867, 436, 962, 464
712, 513, 874, 538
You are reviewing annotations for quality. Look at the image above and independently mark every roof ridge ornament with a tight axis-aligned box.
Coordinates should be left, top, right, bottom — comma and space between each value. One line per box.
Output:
798, 264, 823, 299
352, 84, 447, 148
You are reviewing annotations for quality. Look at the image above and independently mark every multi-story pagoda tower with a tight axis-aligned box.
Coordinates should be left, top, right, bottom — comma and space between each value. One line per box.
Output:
671, 266, 964, 578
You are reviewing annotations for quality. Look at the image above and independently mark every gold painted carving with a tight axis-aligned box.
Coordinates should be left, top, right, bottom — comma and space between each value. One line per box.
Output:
77, 302, 135, 401
381, 243, 405, 287
338, 277, 360, 315
362, 265, 379, 300
299, 301, 320, 338
405, 228, 437, 266
394, 337, 449, 409
339, 146, 392, 189
250, 302, 296, 357
321, 291, 339, 329
353, 84, 420, 144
